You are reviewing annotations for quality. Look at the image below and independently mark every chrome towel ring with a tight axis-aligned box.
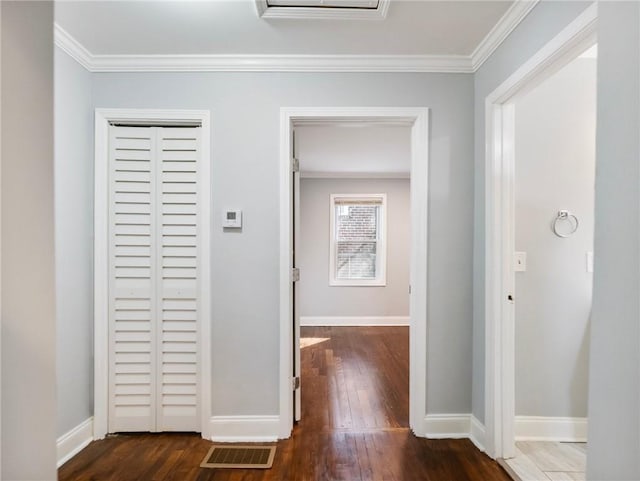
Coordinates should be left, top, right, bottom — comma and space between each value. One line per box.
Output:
552, 210, 579, 238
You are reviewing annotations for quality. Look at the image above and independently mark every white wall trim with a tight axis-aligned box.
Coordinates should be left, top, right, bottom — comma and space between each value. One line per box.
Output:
280, 107, 429, 440
209, 416, 280, 443
300, 171, 410, 179
61, 52, 472, 74
515, 416, 587, 442
53, 24, 93, 71
424, 414, 472, 439
53, 9, 538, 74
471, 0, 541, 71
423, 414, 486, 451
57, 418, 94, 468
93, 109, 212, 440
300, 316, 409, 326
470, 415, 486, 452
483, 4, 597, 460
255, 0, 390, 20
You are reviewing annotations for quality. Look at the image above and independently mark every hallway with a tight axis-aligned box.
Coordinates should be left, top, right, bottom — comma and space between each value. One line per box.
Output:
58, 327, 510, 480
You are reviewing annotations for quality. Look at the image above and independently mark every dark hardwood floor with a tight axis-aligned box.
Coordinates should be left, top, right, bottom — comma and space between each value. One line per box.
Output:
59, 326, 511, 481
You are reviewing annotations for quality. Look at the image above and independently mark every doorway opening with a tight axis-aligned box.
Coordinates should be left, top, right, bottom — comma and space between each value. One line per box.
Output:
483, 3, 597, 465
294, 122, 412, 431
278, 107, 429, 439
499, 44, 597, 481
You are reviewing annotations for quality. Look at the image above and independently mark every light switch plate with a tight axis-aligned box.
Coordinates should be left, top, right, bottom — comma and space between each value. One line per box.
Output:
514, 251, 527, 272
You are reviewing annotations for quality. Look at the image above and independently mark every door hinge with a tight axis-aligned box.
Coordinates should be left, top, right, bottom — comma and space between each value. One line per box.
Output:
291, 157, 300, 173
292, 376, 300, 390
291, 267, 300, 282
408, 284, 412, 294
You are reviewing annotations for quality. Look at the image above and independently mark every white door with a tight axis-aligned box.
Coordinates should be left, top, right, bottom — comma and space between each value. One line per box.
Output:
108, 125, 201, 433
292, 129, 301, 421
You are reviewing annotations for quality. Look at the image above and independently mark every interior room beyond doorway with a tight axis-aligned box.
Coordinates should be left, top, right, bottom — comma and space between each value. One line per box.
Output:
295, 121, 411, 431
502, 43, 597, 481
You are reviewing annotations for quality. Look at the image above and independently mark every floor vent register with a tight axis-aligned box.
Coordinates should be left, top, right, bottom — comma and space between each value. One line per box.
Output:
200, 445, 276, 469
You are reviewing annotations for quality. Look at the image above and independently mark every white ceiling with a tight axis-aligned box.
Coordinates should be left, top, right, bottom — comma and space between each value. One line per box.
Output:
55, 0, 513, 57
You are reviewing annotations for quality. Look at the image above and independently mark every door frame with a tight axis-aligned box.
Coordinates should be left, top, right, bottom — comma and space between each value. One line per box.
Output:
279, 106, 430, 438
93, 109, 212, 439
483, 6, 597, 459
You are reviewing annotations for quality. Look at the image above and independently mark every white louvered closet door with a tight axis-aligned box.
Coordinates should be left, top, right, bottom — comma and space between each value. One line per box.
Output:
108, 125, 201, 433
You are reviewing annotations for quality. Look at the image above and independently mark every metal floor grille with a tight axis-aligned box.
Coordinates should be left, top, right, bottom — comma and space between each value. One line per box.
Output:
200, 445, 276, 469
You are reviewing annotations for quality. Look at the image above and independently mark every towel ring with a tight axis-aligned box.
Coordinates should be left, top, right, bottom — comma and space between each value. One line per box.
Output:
552, 210, 579, 238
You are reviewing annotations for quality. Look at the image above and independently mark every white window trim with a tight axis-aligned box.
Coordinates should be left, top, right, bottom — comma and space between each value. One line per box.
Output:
329, 193, 387, 287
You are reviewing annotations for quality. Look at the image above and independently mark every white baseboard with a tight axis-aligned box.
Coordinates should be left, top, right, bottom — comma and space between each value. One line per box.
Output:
423, 414, 487, 452
209, 415, 280, 442
515, 416, 587, 442
470, 415, 486, 452
300, 316, 409, 326
423, 414, 472, 439
57, 417, 94, 467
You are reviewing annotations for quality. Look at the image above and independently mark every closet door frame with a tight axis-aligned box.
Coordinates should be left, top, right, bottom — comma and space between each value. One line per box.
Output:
94, 109, 212, 440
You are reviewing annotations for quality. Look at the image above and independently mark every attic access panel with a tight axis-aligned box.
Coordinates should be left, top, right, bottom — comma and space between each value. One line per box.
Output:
267, 0, 378, 9
256, 0, 389, 19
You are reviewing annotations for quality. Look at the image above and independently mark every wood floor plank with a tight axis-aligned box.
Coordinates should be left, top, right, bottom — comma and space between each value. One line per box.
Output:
59, 326, 510, 481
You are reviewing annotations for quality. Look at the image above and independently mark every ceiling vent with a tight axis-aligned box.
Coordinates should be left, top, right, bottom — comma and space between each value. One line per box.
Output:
256, 0, 390, 19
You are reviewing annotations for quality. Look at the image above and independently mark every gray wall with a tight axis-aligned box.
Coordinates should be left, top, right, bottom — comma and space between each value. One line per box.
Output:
586, 2, 640, 479
472, 0, 595, 424
55, 47, 94, 437
514, 58, 596, 418
2, 2, 57, 479
92, 71, 475, 416
299, 178, 410, 319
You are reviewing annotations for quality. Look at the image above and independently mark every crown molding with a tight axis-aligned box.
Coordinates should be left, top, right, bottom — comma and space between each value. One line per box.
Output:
55, 0, 538, 75
255, 0, 390, 20
52, 26, 473, 73
54, 24, 94, 71
471, 0, 541, 71
84, 54, 472, 73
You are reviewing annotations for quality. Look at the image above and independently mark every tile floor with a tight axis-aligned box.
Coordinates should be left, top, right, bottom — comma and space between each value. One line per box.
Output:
501, 441, 586, 481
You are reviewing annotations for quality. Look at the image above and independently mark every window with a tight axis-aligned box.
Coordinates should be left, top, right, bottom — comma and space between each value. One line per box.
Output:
329, 194, 387, 286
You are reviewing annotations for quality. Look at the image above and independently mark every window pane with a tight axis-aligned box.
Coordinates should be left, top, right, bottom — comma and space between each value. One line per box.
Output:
335, 204, 378, 241
336, 241, 377, 279
334, 203, 379, 280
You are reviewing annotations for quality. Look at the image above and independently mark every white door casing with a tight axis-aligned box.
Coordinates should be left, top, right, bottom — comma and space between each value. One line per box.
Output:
95, 109, 211, 440
279, 107, 429, 438
483, 6, 596, 459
